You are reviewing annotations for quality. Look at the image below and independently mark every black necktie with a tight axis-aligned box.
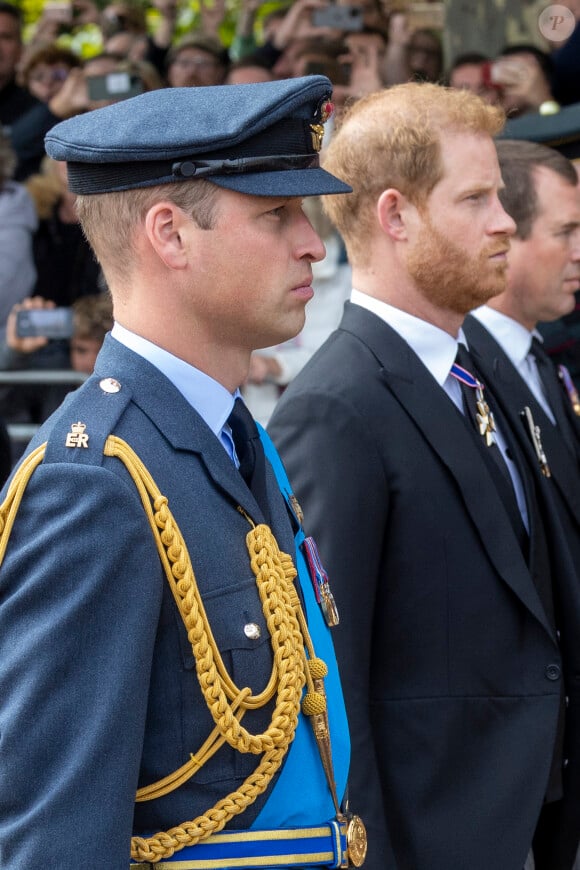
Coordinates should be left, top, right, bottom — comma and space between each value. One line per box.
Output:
530, 336, 577, 457
453, 344, 529, 554
227, 397, 270, 521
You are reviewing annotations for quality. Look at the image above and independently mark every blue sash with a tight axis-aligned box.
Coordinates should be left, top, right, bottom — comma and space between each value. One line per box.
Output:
250, 426, 350, 830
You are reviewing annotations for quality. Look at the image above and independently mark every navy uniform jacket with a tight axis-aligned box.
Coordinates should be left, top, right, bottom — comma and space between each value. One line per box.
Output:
268, 302, 580, 870
0, 335, 347, 869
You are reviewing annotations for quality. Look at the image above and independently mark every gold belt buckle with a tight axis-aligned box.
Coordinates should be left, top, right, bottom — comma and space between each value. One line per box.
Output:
338, 813, 367, 868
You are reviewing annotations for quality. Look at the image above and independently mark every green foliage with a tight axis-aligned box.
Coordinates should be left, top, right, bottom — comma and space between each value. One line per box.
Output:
21, 0, 47, 28
21, 0, 289, 47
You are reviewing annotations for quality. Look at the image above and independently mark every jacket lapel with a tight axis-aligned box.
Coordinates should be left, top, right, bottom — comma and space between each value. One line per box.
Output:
464, 316, 580, 526
340, 304, 551, 633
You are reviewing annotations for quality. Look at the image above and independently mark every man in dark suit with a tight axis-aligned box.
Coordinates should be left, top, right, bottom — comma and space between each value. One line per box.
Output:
269, 82, 580, 870
465, 139, 580, 527
463, 139, 580, 870
0, 78, 363, 869
500, 104, 580, 391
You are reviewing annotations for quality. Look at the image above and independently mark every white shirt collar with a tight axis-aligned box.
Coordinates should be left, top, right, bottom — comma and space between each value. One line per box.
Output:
111, 322, 236, 437
350, 287, 464, 385
471, 305, 542, 367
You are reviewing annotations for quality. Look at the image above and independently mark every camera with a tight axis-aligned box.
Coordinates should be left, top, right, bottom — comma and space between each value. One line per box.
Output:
86, 72, 144, 103
312, 5, 364, 32
16, 307, 74, 340
405, 2, 445, 31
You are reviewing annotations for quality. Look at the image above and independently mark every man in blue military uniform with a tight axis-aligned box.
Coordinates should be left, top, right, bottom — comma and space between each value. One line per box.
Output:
0, 78, 364, 870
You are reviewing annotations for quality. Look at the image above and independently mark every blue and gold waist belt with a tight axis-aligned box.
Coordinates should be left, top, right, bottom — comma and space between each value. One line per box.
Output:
130, 817, 366, 869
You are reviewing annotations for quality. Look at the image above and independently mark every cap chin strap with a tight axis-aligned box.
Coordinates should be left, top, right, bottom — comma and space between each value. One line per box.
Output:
172, 153, 319, 178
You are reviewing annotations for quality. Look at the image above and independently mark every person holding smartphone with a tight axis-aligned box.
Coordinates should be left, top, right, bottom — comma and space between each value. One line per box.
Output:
0, 129, 37, 334
19, 44, 81, 105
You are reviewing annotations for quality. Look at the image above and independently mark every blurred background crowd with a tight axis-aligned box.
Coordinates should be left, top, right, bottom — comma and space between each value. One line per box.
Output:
1, 0, 580, 482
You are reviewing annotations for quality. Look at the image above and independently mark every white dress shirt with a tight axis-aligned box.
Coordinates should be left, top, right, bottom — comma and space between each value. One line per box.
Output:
350, 290, 529, 529
471, 305, 555, 424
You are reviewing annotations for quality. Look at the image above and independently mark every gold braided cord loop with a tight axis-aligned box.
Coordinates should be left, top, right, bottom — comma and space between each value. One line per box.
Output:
135, 691, 250, 803
102, 437, 315, 864
0, 444, 47, 564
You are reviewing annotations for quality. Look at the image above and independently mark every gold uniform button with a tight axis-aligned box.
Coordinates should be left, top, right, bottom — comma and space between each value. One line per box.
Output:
244, 623, 261, 640
99, 377, 122, 393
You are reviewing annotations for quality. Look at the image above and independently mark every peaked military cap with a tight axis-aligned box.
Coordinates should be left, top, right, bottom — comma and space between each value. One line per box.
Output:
500, 100, 580, 161
44, 75, 352, 197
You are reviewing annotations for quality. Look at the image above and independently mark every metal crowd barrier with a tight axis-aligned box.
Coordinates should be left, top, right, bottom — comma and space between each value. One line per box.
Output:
0, 370, 87, 445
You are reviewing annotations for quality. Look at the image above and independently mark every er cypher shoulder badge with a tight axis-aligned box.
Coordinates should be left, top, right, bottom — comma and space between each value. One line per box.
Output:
65, 421, 89, 448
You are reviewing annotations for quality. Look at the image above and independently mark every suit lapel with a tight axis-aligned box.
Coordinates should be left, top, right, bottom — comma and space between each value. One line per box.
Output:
464, 316, 580, 526
340, 304, 552, 633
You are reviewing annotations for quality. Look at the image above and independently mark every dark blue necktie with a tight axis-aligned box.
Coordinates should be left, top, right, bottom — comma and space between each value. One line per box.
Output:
227, 397, 270, 522
531, 336, 577, 457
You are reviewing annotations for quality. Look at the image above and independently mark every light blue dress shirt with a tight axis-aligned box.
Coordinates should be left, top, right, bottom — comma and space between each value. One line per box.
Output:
111, 322, 238, 461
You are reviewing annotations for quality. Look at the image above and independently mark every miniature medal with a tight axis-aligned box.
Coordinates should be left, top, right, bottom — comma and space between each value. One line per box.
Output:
558, 365, 580, 416
521, 406, 551, 478
302, 535, 339, 627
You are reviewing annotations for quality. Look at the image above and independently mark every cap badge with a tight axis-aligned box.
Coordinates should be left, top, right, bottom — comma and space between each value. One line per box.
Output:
310, 123, 325, 153
320, 101, 334, 123
310, 99, 334, 153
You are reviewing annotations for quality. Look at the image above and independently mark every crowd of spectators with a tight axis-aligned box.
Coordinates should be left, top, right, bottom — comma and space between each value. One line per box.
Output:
0, 0, 580, 481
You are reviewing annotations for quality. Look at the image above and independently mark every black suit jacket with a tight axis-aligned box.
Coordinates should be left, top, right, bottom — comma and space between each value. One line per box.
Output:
269, 302, 580, 870
463, 315, 580, 524
464, 313, 580, 870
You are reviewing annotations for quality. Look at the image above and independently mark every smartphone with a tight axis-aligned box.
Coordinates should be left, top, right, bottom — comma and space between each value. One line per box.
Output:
406, 1, 445, 31
43, 0, 72, 21
16, 307, 75, 340
87, 72, 144, 103
312, 5, 364, 32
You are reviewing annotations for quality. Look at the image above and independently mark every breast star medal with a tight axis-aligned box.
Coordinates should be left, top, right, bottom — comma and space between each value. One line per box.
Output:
475, 385, 497, 447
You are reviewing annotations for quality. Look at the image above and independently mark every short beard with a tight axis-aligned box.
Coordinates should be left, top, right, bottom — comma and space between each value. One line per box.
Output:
406, 214, 510, 315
